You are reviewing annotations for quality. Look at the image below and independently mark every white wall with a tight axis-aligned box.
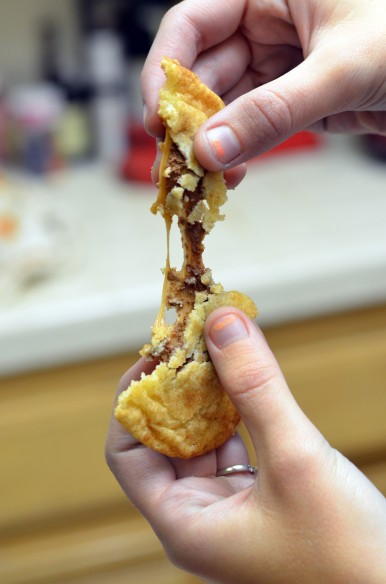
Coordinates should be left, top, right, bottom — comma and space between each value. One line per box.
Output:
0, 0, 78, 84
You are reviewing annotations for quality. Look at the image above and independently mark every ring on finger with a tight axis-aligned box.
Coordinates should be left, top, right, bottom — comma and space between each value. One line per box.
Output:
216, 464, 257, 477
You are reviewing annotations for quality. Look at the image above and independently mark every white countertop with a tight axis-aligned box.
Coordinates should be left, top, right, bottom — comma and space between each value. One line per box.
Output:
1, 135, 386, 376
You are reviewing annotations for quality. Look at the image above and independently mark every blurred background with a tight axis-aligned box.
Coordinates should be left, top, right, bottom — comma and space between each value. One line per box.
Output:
0, 2, 385, 583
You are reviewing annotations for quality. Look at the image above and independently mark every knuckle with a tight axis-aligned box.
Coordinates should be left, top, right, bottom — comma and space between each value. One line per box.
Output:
162, 3, 204, 53
158, 5, 183, 43
161, 3, 180, 24
248, 88, 294, 139
237, 362, 278, 398
227, 346, 279, 399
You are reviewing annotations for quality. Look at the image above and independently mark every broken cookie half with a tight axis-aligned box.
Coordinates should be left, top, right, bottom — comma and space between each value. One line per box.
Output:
115, 58, 257, 459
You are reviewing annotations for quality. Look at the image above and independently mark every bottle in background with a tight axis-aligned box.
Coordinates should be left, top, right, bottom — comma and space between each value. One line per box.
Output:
39, 18, 92, 165
56, 80, 92, 164
6, 84, 64, 175
85, 6, 128, 167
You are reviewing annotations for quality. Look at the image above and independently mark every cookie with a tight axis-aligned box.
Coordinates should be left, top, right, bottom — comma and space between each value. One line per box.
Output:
115, 58, 257, 458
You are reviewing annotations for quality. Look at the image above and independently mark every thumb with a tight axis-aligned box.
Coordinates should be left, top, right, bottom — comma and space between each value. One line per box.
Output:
205, 307, 322, 467
194, 52, 349, 170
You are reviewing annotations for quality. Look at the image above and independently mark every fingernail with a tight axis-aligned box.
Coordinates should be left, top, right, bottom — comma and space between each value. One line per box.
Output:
210, 313, 249, 349
206, 126, 241, 166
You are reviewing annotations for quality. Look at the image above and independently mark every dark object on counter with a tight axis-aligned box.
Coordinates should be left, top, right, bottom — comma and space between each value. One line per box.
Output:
362, 135, 386, 163
40, 20, 63, 89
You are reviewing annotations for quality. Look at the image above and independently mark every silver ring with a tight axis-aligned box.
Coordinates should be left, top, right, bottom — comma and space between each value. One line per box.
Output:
216, 464, 257, 477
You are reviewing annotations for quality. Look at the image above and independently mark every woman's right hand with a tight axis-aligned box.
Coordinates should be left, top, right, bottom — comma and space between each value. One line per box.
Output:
142, 0, 386, 174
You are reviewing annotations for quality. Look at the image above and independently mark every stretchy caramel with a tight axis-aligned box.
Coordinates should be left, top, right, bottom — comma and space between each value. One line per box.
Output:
115, 58, 257, 458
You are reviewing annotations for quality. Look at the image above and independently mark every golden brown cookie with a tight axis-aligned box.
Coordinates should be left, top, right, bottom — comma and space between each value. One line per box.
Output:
115, 58, 257, 458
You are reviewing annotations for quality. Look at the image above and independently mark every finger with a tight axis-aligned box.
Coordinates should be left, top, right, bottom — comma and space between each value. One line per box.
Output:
319, 110, 386, 135
222, 70, 257, 106
107, 358, 158, 461
194, 50, 359, 170
141, 0, 246, 136
106, 358, 175, 517
204, 308, 322, 469
151, 139, 247, 189
171, 450, 217, 480
224, 164, 247, 190
191, 33, 251, 98
170, 431, 250, 480
116, 356, 156, 396
249, 43, 303, 84
215, 433, 256, 491
216, 432, 250, 471
221, 47, 300, 106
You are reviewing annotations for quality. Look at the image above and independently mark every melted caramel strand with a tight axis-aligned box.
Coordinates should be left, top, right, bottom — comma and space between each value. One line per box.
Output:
151, 130, 173, 223
151, 138, 210, 361
153, 130, 173, 329
163, 144, 206, 278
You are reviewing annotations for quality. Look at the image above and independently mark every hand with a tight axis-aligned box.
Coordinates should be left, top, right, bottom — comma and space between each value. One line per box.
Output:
106, 308, 386, 584
142, 0, 386, 175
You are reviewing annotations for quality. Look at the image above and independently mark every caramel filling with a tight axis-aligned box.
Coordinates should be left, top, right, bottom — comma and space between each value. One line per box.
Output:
149, 131, 211, 361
